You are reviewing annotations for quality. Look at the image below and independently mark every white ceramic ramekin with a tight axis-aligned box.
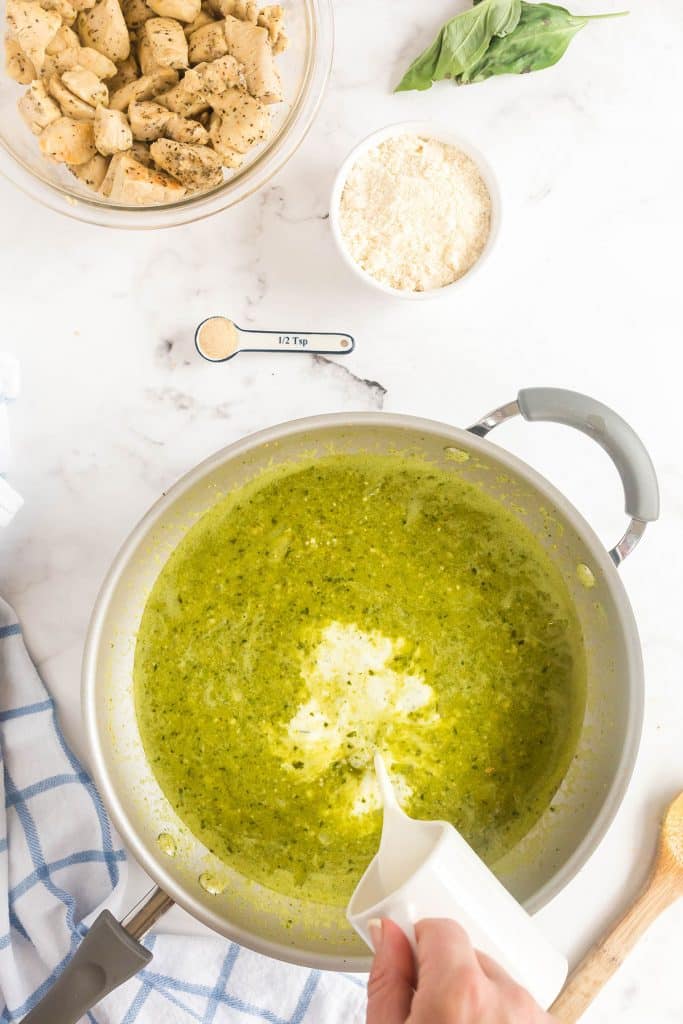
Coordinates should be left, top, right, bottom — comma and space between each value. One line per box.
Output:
329, 120, 501, 300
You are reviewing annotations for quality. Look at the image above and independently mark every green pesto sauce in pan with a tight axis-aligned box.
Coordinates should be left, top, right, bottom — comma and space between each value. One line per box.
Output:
134, 454, 585, 907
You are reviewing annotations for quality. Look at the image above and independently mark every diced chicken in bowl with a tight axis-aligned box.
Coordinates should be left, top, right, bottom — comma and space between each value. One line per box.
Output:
3, 0, 286, 203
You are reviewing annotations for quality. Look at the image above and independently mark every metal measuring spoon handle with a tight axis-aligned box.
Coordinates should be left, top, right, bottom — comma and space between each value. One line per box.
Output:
195, 316, 355, 363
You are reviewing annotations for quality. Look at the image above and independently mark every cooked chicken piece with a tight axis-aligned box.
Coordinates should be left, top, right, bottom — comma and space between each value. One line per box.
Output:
137, 34, 161, 74
6, 0, 62, 73
109, 67, 177, 108
39, 115, 96, 162
46, 25, 80, 57
183, 7, 213, 37
194, 52, 241, 91
207, 85, 268, 152
130, 137, 152, 163
150, 136, 221, 187
223, 15, 280, 103
256, 4, 283, 47
209, 0, 255, 21
93, 103, 132, 152
153, 54, 238, 117
5, 36, 36, 83
147, 0, 199, 22
69, 150, 109, 186
77, 45, 118, 76
39, 0, 77, 25
128, 97, 168, 139
43, 50, 76, 75
47, 73, 96, 119
99, 146, 122, 191
43, 26, 81, 75
77, 0, 130, 63
18, 78, 61, 133
107, 52, 138, 90
143, 17, 188, 69
187, 20, 226, 63
164, 110, 207, 143
121, 0, 153, 28
271, 29, 286, 55
101, 149, 185, 201
153, 68, 204, 115
234, 0, 256, 20
207, 110, 240, 166
62, 67, 109, 105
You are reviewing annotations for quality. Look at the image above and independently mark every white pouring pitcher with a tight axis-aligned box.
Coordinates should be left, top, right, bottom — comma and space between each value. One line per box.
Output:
347, 755, 568, 1010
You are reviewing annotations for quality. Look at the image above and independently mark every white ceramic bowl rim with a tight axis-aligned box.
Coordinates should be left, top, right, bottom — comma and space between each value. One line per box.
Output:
329, 120, 501, 300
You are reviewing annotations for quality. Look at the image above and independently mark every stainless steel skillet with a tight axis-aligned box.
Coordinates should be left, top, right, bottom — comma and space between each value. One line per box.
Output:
25, 388, 659, 1023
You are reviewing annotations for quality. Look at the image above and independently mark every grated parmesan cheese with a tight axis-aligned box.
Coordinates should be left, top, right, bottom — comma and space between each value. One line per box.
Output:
338, 134, 492, 292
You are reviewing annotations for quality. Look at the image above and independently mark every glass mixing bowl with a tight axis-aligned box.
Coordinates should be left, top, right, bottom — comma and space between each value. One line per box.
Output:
0, 0, 333, 227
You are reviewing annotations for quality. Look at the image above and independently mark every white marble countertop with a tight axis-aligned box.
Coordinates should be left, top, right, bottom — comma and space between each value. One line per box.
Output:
1, 0, 682, 1019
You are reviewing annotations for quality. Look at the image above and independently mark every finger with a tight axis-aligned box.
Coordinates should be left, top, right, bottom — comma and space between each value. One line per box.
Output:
366, 918, 415, 1024
476, 950, 515, 985
414, 918, 478, 977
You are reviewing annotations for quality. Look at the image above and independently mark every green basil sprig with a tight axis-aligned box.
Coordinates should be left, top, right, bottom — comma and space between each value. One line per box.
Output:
396, 2, 627, 92
396, 0, 521, 93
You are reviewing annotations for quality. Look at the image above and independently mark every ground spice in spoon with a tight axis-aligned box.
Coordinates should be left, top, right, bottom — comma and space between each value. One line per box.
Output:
197, 318, 239, 361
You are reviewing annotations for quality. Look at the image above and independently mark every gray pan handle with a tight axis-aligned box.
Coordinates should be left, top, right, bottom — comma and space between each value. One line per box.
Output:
23, 888, 173, 1024
468, 387, 660, 565
22, 911, 152, 1024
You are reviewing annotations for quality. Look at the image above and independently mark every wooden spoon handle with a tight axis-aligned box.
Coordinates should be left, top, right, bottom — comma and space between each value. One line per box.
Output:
550, 871, 680, 1023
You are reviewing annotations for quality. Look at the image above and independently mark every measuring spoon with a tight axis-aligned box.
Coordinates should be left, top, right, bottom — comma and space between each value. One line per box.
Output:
195, 316, 355, 363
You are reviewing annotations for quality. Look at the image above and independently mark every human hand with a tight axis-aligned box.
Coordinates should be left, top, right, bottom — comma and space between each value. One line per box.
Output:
366, 918, 556, 1024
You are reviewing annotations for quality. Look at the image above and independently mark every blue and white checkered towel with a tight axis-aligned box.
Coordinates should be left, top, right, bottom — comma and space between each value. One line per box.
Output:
0, 362, 367, 1023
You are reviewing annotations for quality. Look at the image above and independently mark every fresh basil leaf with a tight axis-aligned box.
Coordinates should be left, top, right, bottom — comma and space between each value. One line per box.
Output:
460, 2, 626, 83
395, 0, 521, 92
396, 29, 445, 93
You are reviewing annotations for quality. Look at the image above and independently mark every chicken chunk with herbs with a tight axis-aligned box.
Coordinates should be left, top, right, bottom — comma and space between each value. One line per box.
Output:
147, 0, 200, 23
77, 0, 130, 62
39, 115, 96, 162
187, 19, 226, 63
101, 149, 185, 201
256, 4, 284, 51
128, 97, 169, 139
6, 0, 62, 73
121, 0, 153, 29
109, 66, 177, 109
62, 67, 109, 104
5, 36, 37, 82
164, 110, 207, 143
208, 85, 268, 159
150, 136, 222, 188
18, 79, 61, 133
223, 14, 280, 103
142, 16, 188, 69
69, 150, 110, 186
47, 73, 98, 119
93, 103, 132, 152
77, 45, 118, 76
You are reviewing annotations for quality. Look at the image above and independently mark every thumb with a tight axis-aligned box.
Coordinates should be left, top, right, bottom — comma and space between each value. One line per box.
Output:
366, 919, 415, 1024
